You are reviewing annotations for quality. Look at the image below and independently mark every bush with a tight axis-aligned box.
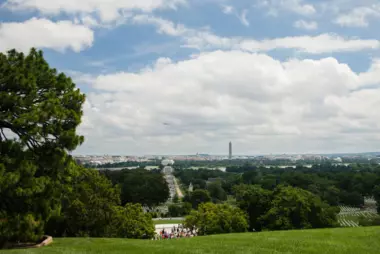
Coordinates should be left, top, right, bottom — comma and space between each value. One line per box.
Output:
0, 214, 43, 248
168, 202, 193, 217
184, 203, 248, 235
109, 204, 155, 239
358, 215, 380, 227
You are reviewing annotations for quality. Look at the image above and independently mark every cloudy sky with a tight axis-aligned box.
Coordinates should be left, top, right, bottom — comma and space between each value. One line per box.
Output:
1, 0, 380, 155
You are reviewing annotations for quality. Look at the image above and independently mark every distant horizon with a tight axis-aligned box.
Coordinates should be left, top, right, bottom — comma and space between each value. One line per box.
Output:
72, 151, 380, 157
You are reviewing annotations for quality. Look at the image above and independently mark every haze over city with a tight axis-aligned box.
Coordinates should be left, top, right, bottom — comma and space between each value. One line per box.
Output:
1, 0, 380, 155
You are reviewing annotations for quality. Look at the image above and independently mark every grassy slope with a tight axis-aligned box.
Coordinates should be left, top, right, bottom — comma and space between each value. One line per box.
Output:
2, 227, 380, 254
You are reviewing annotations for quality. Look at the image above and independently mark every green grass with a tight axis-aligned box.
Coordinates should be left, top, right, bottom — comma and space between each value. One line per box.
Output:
153, 219, 184, 225
2, 227, 380, 254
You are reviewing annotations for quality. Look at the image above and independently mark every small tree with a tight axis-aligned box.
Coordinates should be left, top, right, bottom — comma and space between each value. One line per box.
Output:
184, 203, 248, 235
184, 189, 211, 209
111, 204, 155, 239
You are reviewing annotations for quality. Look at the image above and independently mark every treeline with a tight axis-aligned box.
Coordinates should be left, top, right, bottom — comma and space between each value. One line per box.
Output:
177, 163, 380, 208
174, 163, 380, 235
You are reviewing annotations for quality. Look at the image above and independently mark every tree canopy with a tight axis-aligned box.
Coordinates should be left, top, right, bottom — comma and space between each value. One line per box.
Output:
0, 49, 86, 246
184, 203, 248, 235
101, 168, 170, 207
0, 48, 85, 152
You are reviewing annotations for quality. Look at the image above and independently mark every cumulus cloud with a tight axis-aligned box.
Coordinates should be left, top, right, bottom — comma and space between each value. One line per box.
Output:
294, 20, 318, 30
74, 51, 380, 155
334, 4, 380, 27
3, 0, 186, 23
0, 18, 94, 53
132, 15, 380, 54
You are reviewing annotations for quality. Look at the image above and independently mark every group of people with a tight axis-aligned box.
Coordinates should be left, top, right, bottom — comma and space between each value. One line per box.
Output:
153, 224, 197, 240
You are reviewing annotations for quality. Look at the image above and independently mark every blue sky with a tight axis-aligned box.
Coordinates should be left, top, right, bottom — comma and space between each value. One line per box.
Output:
1, 0, 380, 155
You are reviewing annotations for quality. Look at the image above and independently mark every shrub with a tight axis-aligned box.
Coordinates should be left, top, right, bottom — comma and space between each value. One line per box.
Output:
184, 203, 248, 235
358, 215, 380, 227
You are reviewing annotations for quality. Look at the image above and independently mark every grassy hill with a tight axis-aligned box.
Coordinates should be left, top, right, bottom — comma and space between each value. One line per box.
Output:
2, 227, 380, 254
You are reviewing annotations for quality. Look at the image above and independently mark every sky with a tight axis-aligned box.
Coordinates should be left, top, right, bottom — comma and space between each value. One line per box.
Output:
1, 0, 380, 156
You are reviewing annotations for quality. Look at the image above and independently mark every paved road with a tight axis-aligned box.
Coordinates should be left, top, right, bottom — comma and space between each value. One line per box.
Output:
173, 177, 184, 198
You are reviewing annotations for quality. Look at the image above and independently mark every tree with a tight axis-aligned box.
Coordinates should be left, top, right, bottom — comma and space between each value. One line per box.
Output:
183, 189, 211, 209
321, 186, 340, 206
172, 194, 179, 203
0, 49, 85, 151
258, 186, 339, 231
168, 202, 192, 217
0, 49, 86, 245
233, 184, 272, 231
184, 203, 248, 235
45, 167, 121, 237
339, 191, 364, 207
242, 170, 259, 185
110, 204, 155, 239
117, 169, 169, 207
207, 182, 227, 203
373, 185, 380, 214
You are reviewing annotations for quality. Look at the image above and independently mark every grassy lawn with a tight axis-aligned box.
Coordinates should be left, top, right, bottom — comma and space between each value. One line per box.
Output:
153, 219, 184, 225
1, 227, 380, 254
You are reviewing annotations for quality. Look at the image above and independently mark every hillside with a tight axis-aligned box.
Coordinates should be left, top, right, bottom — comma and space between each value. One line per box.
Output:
2, 227, 379, 254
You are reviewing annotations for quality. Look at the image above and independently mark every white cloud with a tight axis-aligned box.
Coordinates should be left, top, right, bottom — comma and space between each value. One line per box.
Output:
3, 0, 186, 23
74, 51, 380, 155
257, 0, 316, 16
132, 15, 380, 54
222, 5, 233, 14
334, 4, 380, 27
132, 15, 188, 36
294, 20, 318, 30
221, 6, 250, 27
239, 10, 250, 27
0, 18, 94, 53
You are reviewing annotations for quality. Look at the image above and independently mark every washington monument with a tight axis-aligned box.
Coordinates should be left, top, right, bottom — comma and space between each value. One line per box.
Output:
229, 141, 232, 160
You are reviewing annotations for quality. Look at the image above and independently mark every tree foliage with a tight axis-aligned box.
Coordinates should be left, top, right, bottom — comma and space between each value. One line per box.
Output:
109, 204, 155, 239
184, 203, 248, 235
45, 167, 121, 237
168, 202, 192, 217
373, 185, 380, 214
259, 186, 339, 231
183, 189, 212, 209
0, 49, 85, 151
0, 48, 86, 245
101, 168, 169, 207
207, 182, 227, 203
233, 184, 272, 231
